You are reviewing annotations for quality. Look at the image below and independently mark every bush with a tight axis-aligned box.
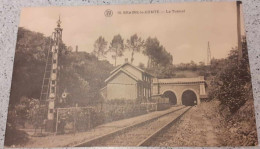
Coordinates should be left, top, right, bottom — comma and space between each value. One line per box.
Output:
101, 100, 148, 123
209, 38, 251, 113
55, 100, 154, 133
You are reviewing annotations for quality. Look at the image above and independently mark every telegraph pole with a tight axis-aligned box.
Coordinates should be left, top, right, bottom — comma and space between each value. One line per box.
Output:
237, 1, 242, 61
207, 41, 211, 65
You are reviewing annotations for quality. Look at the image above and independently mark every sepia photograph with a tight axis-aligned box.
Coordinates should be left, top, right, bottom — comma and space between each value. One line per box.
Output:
4, 1, 258, 147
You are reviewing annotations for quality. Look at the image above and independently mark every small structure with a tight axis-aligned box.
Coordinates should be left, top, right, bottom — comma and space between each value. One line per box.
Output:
101, 63, 207, 106
152, 76, 207, 106
101, 62, 153, 102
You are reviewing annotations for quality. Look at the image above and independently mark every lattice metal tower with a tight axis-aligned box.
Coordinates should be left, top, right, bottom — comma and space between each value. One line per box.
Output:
48, 16, 63, 120
40, 16, 63, 132
207, 41, 211, 65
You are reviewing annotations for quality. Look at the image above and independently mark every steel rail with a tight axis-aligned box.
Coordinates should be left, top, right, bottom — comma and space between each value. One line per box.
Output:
137, 106, 192, 146
72, 106, 186, 147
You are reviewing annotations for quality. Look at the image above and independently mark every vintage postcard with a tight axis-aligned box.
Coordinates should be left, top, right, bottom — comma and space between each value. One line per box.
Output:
4, 1, 258, 147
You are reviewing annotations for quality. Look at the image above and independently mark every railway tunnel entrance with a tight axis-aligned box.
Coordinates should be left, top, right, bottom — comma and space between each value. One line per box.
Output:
181, 90, 197, 106
163, 91, 177, 105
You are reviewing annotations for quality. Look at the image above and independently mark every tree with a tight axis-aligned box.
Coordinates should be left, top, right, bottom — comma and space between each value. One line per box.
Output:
9, 28, 51, 107
142, 37, 174, 78
189, 60, 197, 71
6, 27, 115, 145
59, 51, 114, 105
9, 27, 114, 122
92, 36, 107, 59
14, 97, 32, 128
107, 34, 124, 66
27, 99, 47, 134
143, 37, 173, 68
125, 34, 144, 63
143, 37, 159, 68
209, 37, 251, 113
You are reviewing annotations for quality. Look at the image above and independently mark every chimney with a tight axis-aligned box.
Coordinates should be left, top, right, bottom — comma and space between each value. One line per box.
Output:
76, 45, 78, 53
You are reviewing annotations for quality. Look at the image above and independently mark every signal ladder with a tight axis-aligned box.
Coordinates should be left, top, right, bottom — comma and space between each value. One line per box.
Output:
39, 37, 53, 104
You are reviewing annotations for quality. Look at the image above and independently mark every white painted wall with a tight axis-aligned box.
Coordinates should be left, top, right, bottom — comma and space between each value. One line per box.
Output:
107, 72, 137, 100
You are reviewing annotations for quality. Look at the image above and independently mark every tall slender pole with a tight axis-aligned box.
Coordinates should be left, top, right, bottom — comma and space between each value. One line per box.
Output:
237, 1, 242, 61
47, 16, 63, 131
207, 41, 211, 65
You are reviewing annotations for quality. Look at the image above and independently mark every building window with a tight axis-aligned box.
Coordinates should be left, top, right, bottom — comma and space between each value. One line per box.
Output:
49, 109, 53, 113
52, 80, 55, 85
137, 85, 139, 97
53, 69, 56, 73
51, 87, 55, 93
53, 59, 57, 63
139, 85, 142, 97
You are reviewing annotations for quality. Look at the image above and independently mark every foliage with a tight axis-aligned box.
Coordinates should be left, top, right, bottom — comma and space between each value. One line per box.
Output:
125, 34, 144, 63
176, 61, 198, 71
92, 36, 107, 59
222, 96, 258, 146
11, 27, 114, 106
56, 107, 93, 132
143, 37, 173, 68
59, 52, 114, 106
13, 97, 31, 127
10, 27, 69, 106
209, 38, 251, 113
27, 99, 47, 130
171, 61, 212, 78
142, 37, 174, 78
101, 100, 148, 122
10, 96, 47, 130
10, 28, 51, 107
146, 65, 175, 78
55, 99, 151, 133
8, 28, 114, 130
5, 97, 46, 146
209, 58, 226, 76
107, 34, 124, 66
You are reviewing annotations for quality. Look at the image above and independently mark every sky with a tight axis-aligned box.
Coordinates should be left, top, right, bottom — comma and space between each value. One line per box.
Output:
19, 1, 245, 66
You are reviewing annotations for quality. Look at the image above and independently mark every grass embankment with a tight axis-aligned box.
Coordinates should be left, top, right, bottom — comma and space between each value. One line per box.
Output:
202, 99, 258, 146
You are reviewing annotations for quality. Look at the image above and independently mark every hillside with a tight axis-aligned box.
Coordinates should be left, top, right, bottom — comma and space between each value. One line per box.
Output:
9, 27, 114, 107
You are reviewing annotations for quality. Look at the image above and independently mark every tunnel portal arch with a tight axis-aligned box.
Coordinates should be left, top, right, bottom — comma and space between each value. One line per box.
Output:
162, 90, 177, 105
181, 89, 198, 106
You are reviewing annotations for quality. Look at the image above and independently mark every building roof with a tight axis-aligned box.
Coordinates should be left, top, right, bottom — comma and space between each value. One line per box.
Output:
110, 62, 143, 74
105, 68, 140, 83
110, 62, 153, 77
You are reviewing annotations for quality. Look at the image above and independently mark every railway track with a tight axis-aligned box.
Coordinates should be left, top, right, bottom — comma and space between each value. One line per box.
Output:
74, 106, 192, 147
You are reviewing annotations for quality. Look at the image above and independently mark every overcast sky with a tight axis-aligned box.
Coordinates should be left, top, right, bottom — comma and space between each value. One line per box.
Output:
19, 1, 245, 66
